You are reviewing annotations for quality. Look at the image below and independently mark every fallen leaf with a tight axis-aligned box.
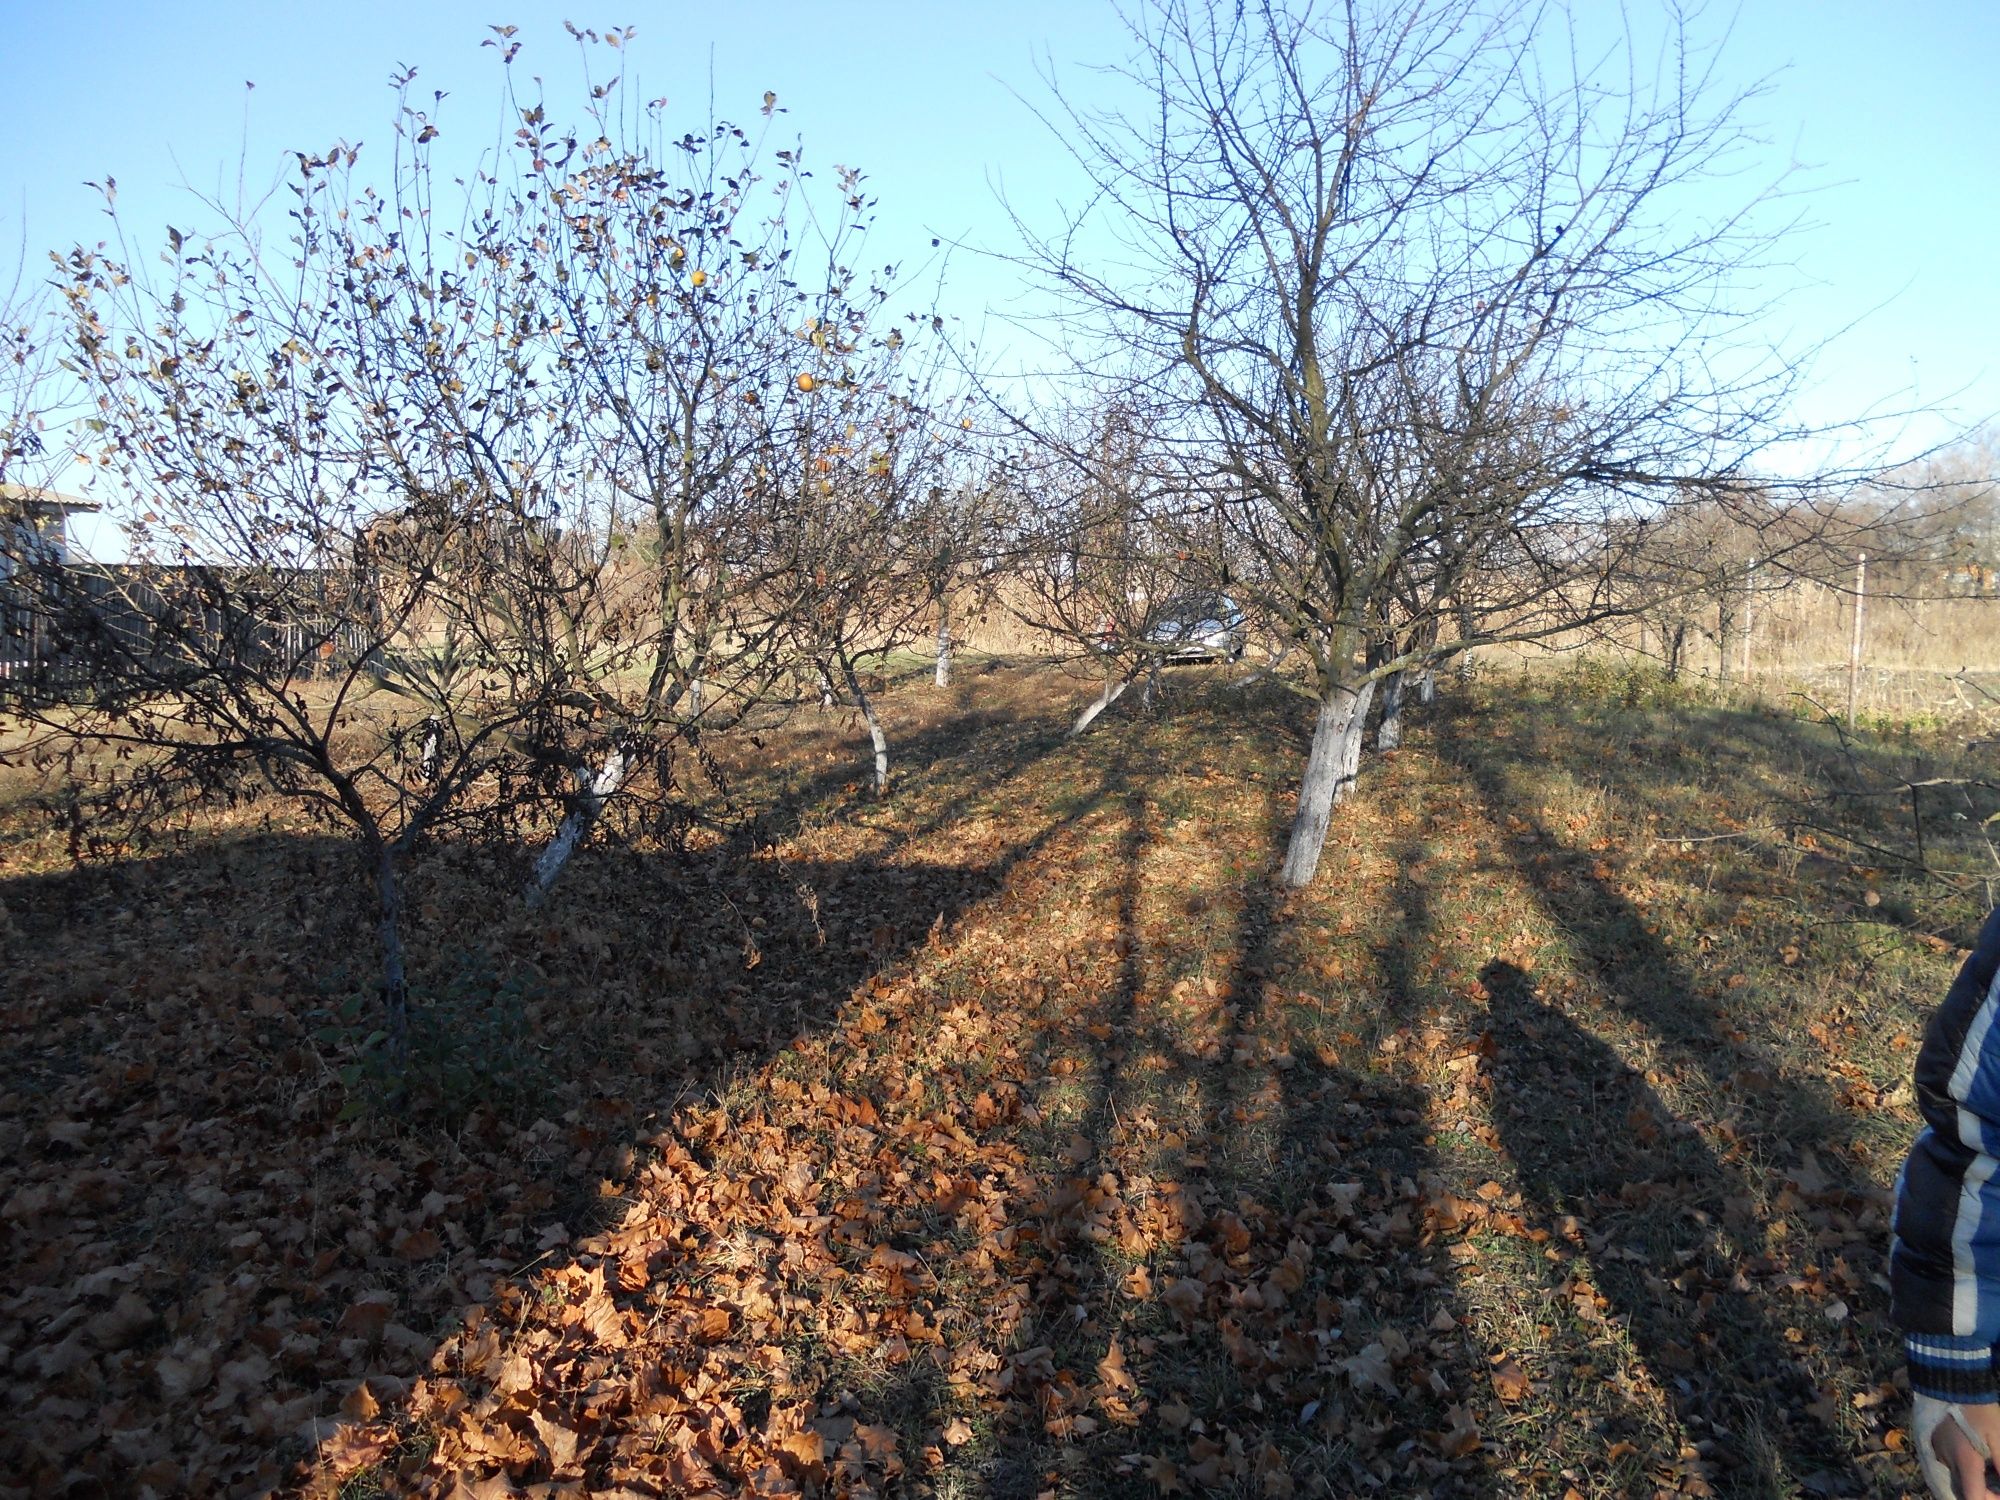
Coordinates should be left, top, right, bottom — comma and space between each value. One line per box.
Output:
1342, 1342, 1398, 1399
1433, 1404, 1481, 1460
321, 1423, 394, 1476
1491, 1357, 1531, 1403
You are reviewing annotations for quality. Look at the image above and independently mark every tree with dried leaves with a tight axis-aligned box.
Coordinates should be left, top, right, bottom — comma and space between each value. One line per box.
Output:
10, 136, 597, 1071
474, 43, 941, 891
1, 30, 955, 1075
769, 361, 981, 794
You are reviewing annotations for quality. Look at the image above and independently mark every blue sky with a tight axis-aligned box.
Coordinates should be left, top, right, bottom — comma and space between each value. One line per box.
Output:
5, 1, 1996, 551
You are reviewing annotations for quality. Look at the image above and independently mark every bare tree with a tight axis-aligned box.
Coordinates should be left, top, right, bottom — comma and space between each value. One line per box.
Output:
1004, 404, 1224, 735
1848, 430, 1999, 589
1015, 0, 1925, 885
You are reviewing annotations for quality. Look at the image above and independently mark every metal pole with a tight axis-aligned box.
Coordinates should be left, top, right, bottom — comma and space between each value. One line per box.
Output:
1846, 551, 1867, 730
1741, 563, 1755, 680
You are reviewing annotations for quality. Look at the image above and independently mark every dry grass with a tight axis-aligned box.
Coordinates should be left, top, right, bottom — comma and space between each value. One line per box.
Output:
1484, 578, 2000, 727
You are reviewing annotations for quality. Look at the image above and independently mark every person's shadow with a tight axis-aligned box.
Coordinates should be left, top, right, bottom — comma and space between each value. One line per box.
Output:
1480, 959, 1866, 1497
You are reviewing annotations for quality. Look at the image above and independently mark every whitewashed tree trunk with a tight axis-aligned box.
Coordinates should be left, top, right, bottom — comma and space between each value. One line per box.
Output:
417, 715, 442, 782
1072, 674, 1134, 737
1228, 643, 1293, 690
840, 658, 891, 796
1455, 594, 1478, 683
1339, 687, 1371, 786
935, 621, 952, 687
1278, 679, 1378, 888
1416, 667, 1436, 707
525, 746, 629, 906
818, 666, 836, 710
1376, 670, 1406, 750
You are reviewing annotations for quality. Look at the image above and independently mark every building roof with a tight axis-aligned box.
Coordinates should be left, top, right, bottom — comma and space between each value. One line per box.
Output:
0, 483, 103, 516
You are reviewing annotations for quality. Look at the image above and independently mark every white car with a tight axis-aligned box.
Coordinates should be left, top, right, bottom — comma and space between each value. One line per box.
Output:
1144, 594, 1247, 663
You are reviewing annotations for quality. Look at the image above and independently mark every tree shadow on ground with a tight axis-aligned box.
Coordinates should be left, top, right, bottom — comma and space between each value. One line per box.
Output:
0, 700, 1086, 1495
1480, 958, 1862, 1497
917, 754, 1496, 1499
58, 672, 1922, 1495
279, 692, 1504, 1498
1435, 702, 1899, 1497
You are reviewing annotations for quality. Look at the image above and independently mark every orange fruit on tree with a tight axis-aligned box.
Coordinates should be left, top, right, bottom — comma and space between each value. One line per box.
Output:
796, 372, 816, 392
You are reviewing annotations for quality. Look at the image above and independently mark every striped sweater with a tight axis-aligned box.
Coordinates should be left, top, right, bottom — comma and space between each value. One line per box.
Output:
1893, 905, 2000, 1403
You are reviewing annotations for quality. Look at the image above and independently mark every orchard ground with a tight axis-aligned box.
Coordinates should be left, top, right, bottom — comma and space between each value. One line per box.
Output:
2, 656, 1993, 1497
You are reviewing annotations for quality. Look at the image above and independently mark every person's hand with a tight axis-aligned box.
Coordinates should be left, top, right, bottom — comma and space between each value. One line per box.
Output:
1919, 1397, 2000, 1499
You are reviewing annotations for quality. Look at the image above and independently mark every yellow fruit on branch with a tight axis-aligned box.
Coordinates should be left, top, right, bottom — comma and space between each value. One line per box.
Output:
796, 372, 816, 392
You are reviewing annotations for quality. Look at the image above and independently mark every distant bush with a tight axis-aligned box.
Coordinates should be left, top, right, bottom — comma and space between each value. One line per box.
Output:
1549, 655, 1713, 712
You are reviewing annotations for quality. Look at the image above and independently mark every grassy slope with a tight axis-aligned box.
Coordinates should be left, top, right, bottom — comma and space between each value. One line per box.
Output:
0, 661, 1989, 1497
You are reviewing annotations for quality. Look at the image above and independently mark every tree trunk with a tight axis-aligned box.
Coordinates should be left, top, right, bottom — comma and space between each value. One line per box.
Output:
418, 715, 442, 782
1339, 687, 1371, 786
935, 620, 952, 688
1376, 670, 1406, 750
1455, 593, 1478, 682
840, 657, 890, 796
525, 661, 705, 906
1072, 673, 1134, 737
372, 842, 411, 1079
1229, 643, 1293, 690
1278, 679, 1378, 888
1416, 667, 1436, 707
525, 746, 629, 906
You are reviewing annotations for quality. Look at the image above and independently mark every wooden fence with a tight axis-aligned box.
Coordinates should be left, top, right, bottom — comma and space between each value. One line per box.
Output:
0, 565, 375, 700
